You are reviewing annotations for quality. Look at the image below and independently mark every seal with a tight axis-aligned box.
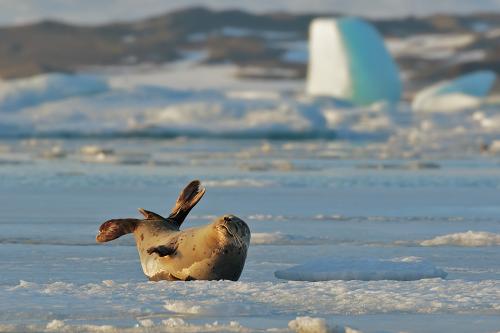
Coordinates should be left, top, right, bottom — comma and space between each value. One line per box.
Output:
96, 180, 251, 281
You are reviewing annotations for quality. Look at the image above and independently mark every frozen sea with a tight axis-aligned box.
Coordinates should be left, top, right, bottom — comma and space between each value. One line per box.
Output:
0, 63, 500, 332
0, 137, 499, 333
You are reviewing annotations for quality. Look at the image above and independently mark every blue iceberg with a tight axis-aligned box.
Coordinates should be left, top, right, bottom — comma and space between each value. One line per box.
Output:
307, 17, 402, 105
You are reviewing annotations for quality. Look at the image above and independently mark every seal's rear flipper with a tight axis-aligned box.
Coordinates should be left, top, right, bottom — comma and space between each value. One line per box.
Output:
138, 208, 165, 221
96, 218, 140, 243
168, 180, 206, 227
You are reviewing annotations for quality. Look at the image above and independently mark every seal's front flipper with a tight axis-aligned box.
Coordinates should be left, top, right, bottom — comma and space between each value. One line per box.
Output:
168, 180, 206, 227
147, 244, 177, 257
96, 218, 140, 243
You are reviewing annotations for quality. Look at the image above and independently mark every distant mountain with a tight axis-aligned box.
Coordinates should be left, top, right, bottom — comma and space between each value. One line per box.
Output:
0, 6, 499, 88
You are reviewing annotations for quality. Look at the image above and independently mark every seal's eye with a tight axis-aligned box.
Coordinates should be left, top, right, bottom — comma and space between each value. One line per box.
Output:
224, 216, 231, 222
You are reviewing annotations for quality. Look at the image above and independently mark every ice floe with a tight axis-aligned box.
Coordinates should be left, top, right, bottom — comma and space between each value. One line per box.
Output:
1, 83, 332, 139
307, 17, 401, 105
0, 73, 109, 111
274, 257, 447, 281
420, 231, 500, 247
412, 70, 497, 112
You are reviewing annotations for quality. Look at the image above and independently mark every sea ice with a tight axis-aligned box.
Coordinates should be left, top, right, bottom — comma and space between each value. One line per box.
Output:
274, 257, 447, 281
420, 231, 500, 247
412, 70, 497, 112
0, 73, 109, 111
306, 17, 402, 105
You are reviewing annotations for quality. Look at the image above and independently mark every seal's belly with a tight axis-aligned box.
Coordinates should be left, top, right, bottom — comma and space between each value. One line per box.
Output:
133, 224, 175, 278
164, 244, 247, 281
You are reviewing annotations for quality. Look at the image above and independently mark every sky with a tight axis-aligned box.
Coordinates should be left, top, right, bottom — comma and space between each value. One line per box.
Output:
0, 0, 499, 26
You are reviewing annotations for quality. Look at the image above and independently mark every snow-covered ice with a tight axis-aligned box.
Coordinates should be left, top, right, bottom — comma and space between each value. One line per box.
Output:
306, 17, 401, 105
1, 62, 500, 150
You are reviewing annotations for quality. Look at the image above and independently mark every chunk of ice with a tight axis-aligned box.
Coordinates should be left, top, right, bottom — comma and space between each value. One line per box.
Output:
275, 257, 447, 281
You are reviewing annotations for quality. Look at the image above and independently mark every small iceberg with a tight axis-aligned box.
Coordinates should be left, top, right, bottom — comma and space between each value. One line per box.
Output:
275, 257, 447, 281
412, 70, 497, 112
307, 17, 402, 105
0, 73, 109, 111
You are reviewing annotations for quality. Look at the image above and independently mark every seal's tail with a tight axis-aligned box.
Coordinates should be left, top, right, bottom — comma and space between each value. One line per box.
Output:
96, 218, 140, 243
168, 180, 206, 227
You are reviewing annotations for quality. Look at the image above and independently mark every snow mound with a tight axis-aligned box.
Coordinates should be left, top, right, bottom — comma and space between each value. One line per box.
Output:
412, 70, 497, 112
275, 257, 447, 281
420, 231, 500, 247
164, 301, 202, 314
307, 17, 401, 105
0, 73, 109, 111
289, 316, 362, 333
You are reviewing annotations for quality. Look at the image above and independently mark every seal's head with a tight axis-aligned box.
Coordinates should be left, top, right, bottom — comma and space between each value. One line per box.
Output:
213, 214, 250, 249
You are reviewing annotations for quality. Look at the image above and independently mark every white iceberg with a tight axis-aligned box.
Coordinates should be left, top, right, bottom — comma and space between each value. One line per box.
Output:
275, 257, 447, 281
412, 70, 497, 112
420, 231, 500, 247
0, 73, 109, 111
306, 17, 402, 105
